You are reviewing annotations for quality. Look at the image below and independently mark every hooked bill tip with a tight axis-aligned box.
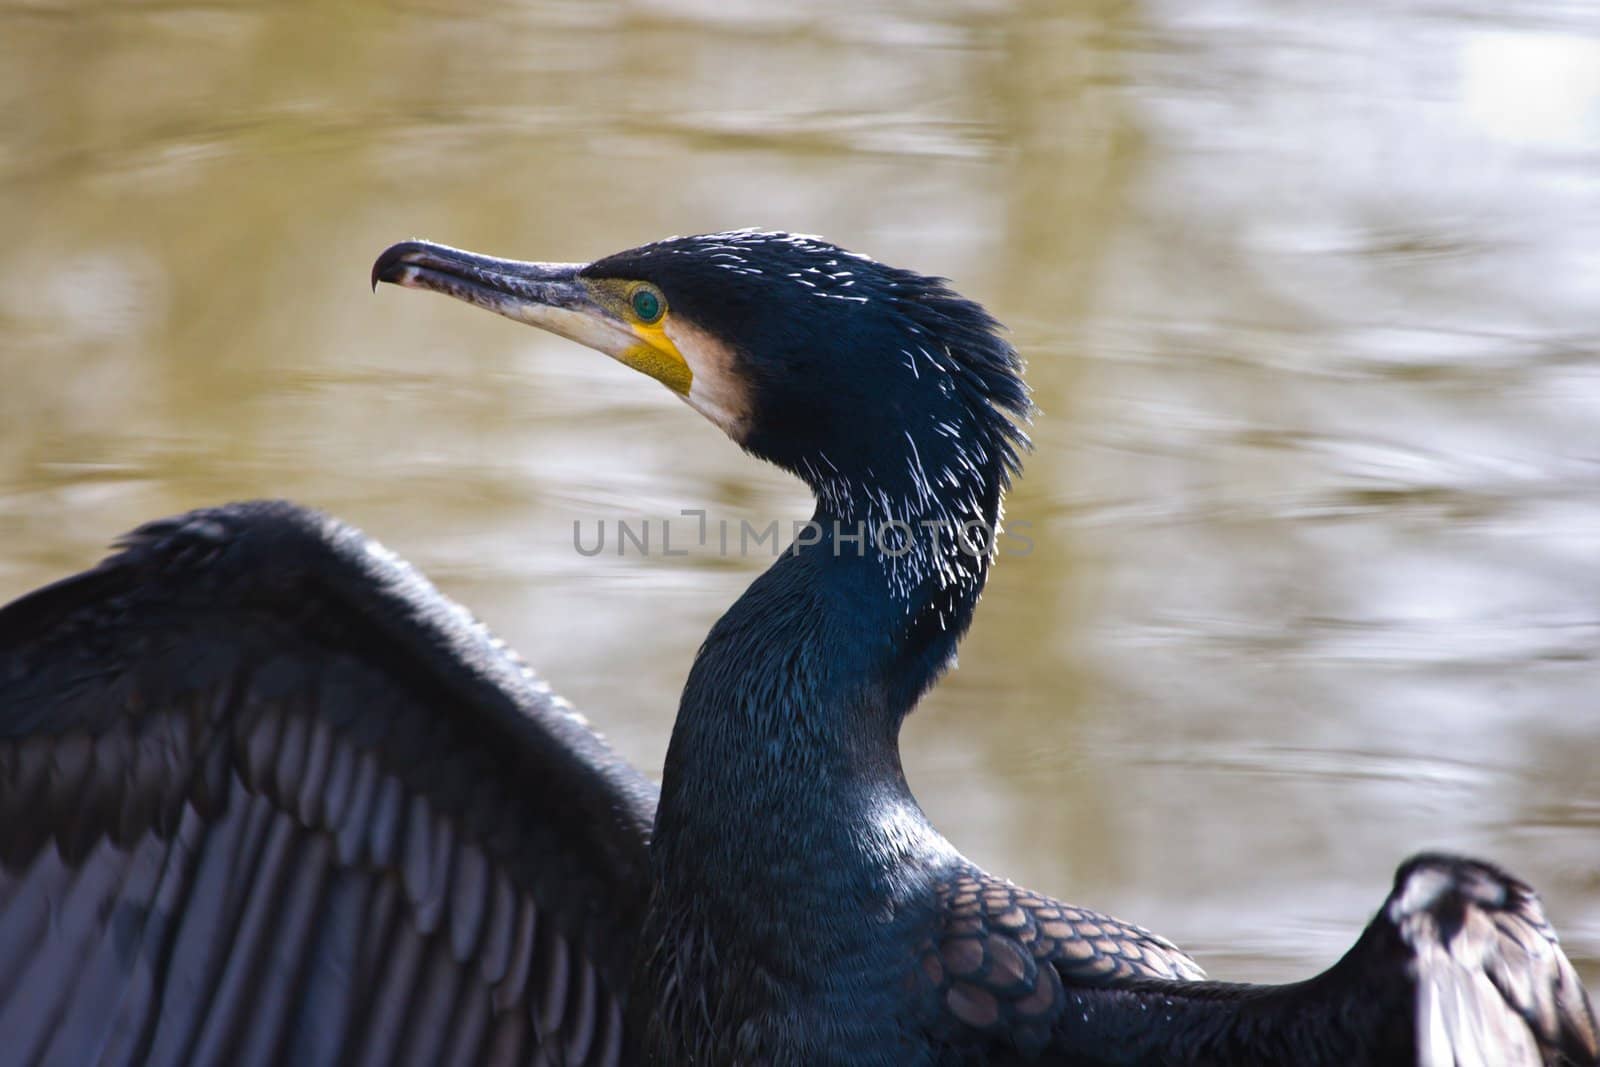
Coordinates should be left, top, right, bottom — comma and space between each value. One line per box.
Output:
371, 240, 432, 292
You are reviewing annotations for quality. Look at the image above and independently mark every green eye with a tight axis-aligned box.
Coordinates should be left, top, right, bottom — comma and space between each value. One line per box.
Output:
631, 287, 663, 323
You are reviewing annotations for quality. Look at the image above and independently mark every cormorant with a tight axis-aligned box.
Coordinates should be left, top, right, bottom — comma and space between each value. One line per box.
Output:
0, 229, 1593, 1066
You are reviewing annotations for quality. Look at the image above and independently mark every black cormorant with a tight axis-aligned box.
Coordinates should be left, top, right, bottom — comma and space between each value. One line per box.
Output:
0, 230, 1593, 1066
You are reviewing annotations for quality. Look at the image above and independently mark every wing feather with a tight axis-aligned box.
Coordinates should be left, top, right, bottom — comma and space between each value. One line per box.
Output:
917, 865, 1206, 1056
1394, 854, 1599, 1067
0, 501, 658, 1066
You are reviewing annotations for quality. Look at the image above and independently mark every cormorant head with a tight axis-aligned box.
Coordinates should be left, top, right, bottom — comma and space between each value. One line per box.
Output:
373, 230, 1029, 523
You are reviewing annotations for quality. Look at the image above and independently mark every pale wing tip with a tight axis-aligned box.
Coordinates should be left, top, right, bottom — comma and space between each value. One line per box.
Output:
1389, 853, 1598, 1067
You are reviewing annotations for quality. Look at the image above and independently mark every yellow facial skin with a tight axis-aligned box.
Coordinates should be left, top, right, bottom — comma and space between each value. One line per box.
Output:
583, 279, 693, 396
623, 322, 692, 396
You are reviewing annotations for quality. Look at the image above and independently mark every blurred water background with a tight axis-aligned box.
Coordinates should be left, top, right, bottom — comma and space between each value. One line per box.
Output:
1, 0, 1597, 983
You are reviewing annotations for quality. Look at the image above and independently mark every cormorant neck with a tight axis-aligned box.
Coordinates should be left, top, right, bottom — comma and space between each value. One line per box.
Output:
653, 442, 1006, 897
801, 438, 1006, 708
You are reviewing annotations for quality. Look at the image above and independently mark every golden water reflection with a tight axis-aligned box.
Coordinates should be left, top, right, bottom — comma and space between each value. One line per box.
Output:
2, 0, 1597, 983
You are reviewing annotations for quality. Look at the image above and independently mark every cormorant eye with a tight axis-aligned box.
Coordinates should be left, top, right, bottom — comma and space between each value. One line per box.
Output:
631, 286, 664, 324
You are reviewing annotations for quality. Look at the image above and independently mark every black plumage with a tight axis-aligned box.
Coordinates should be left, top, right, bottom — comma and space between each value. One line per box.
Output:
0, 503, 649, 1064
0, 230, 1593, 1066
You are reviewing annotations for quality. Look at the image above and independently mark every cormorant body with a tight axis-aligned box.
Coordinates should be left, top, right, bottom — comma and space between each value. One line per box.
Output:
0, 230, 1592, 1065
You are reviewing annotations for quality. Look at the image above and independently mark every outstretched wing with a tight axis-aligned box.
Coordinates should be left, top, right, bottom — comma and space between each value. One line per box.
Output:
917, 855, 1597, 1065
1393, 853, 1597, 1067
0, 501, 657, 1067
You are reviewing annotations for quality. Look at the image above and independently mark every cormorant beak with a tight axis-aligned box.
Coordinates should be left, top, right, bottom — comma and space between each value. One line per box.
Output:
371, 239, 692, 396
